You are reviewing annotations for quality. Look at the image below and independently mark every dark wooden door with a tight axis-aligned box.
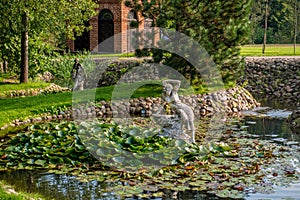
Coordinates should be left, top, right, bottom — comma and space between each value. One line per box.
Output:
98, 10, 114, 52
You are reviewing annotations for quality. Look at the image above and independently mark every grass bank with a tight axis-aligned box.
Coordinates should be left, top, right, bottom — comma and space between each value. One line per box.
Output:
0, 180, 45, 200
241, 44, 300, 56
0, 75, 50, 93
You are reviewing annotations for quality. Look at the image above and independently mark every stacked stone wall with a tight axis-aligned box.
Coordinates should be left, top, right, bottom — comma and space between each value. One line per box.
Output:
244, 57, 300, 102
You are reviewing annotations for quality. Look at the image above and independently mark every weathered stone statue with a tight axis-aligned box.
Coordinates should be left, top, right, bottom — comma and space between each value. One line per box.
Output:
71, 58, 86, 91
152, 79, 195, 143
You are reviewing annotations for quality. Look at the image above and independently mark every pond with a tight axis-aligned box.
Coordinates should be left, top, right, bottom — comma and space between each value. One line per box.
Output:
241, 106, 300, 200
0, 100, 299, 200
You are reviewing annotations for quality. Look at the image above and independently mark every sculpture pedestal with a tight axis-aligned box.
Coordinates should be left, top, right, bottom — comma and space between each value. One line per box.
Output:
151, 114, 191, 142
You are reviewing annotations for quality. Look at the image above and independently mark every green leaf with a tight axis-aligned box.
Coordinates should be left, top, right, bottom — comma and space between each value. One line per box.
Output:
34, 159, 47, 166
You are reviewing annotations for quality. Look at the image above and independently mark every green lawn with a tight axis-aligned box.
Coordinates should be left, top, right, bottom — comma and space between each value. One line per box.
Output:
0, 81, 205, 128
0, 83, 162, 128
0, 82, 51, 93
241, 44, 300, 56
0, 74, 50, 94
0, 92, 73, 127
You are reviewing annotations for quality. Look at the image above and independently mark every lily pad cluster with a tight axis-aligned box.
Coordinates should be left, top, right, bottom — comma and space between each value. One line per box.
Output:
0, 122, 98, 170
78, 120, 188, 170
0, 120, 299, 199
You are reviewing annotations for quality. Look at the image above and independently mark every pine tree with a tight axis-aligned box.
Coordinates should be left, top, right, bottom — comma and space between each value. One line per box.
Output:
126, 0, 252, 85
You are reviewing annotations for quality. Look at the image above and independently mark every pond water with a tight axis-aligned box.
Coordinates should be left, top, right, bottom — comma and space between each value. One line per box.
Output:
0, 170, 225, 200
241, 106, 300, 200
0, 100, 299, 200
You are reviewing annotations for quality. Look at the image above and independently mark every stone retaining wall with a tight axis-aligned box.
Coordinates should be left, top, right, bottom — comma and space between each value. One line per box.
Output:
244, 57, 300, 102
101, 86, 259, 119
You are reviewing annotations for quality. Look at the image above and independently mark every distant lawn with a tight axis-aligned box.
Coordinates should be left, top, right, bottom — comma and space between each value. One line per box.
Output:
91, 45, 300, 57
241, 44, 300, 56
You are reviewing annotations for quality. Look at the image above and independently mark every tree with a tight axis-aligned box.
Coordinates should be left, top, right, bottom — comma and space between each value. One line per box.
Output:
293, 0, 300, 53
20, 12, 29, 82
126, 0, 252, 84
0, 0, 97, 83
262, 0, 268, 54
249, 0, 297, 45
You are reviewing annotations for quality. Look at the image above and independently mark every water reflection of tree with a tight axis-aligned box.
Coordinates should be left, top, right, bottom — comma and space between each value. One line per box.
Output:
246, 116, 296, 142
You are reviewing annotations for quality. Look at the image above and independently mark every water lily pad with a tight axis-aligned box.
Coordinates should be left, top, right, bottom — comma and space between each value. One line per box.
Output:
34, 159, 47, 166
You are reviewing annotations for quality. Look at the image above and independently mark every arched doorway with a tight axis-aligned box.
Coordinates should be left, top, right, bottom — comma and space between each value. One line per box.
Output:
98, 9, 114, 52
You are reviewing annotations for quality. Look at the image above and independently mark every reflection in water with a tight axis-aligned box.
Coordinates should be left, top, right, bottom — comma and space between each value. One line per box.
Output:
245, 117, 300, 142
0, 170, 223, 200
241, 107, 300, 145
0, 171, 117, 200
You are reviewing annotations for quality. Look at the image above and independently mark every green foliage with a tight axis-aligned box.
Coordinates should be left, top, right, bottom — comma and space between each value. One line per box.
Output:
0, 186, 24, 200
126, 0, 252, 84
79, 121, 172, 155
249, 0, 300, 44
0, 0, 97, 81
44, 52, 94, 87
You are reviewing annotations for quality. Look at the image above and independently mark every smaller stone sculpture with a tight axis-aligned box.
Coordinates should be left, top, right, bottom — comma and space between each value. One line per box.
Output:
71, 58, 86, 91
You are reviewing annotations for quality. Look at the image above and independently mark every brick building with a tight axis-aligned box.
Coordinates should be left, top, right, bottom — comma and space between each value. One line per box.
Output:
67, 0, 152, 53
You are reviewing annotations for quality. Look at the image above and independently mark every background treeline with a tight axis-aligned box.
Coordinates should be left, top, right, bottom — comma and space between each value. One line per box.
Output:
250, 0, 300, 44
1, 0, 300, 85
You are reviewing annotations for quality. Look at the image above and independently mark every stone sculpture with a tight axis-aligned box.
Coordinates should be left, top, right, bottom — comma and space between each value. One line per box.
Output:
152, 79, 195, 143
71, 58, 86, 91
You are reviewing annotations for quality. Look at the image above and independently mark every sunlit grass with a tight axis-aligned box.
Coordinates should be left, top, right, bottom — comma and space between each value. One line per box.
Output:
0, 82, 51, 93
241, 44, 300, 56
0, 180, 45, 200
0, 74, 50, 93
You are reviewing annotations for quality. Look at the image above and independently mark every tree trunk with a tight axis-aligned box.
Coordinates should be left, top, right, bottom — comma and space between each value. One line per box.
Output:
262, 0, 268, 54
4, 61, 7, 73
294, 0, 298, 54
20, 12, 29, 83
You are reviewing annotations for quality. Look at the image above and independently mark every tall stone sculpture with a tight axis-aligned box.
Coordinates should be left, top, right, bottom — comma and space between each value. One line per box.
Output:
153, 80, 195, 143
